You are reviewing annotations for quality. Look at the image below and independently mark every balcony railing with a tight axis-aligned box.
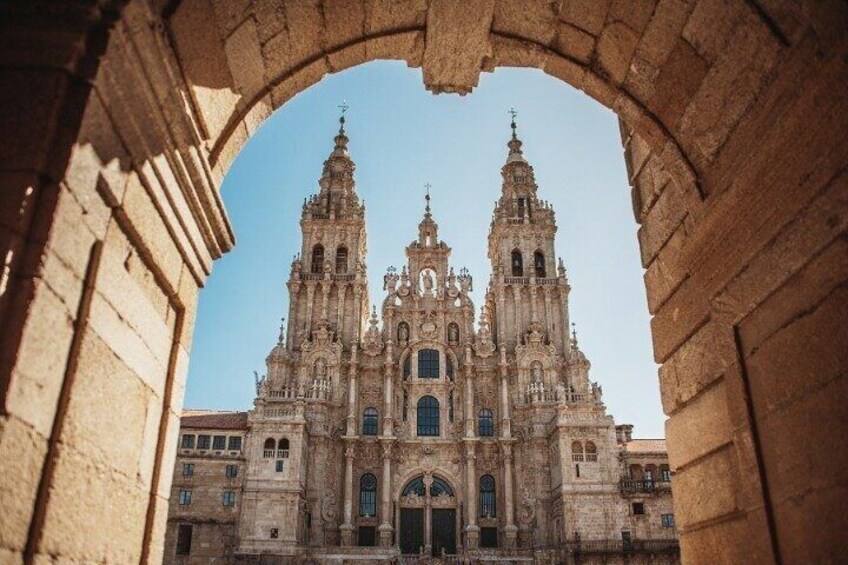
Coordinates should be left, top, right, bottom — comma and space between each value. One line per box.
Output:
567, 538, 679, 554
517, 382, 587, 405
619, 479, 672, 493
263, 449, 289, 459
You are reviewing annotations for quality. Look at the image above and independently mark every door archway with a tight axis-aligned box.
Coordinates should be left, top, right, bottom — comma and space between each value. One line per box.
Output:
399, 474, 458, 556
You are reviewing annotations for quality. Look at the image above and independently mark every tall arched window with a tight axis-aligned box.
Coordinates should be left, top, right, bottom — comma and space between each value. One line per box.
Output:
511, 249, 523, 276
263, 438, 276, 457
478, 409, 494, 437
278, 438, 290, 457
362, 407, 378, 436
311, 244, 324, 274
534, 250, 546, 278
359, 474, 377, 517
480, 475, 496, 517
417, 396, 440, 436
418, 349, 439, 378
571, 440, 584, 462
335, 246, 348, 273
585, 441, 598, 462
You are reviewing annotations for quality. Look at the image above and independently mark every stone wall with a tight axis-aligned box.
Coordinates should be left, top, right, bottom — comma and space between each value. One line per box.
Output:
1, 1, 846, 563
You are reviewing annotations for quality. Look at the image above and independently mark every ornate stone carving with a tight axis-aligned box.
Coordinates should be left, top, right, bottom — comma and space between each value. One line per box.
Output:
321, 488, 338, 524
362, 306, 384, 356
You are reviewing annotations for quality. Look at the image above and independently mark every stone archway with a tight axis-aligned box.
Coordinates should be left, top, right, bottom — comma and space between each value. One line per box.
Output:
1, 2, 846, 564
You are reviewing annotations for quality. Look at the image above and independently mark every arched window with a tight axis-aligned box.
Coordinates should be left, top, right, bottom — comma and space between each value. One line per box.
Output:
418, 349, 439, 378
397, 321, 410, 344
335, 246, 348, 273
403, 356, 411, 380
480, 475, 496, 517
534, 250, 546, 278
311, 244, 324, 273
362, 407, 378, 436
359, 474, 377, 517
263, 438, 276, 457
511, 249, 523, 276
417, 396, 440, 436
478, 409, 495, 437
430, 476, 453, 496
571, 440, 584, 462
585, 441, 598, 462
278, 438, 290, 457
402, 477, 426, 497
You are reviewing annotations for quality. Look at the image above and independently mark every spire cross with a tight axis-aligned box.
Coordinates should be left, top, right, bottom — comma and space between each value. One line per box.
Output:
424, 183, 432, 214
278, 317, 286, 344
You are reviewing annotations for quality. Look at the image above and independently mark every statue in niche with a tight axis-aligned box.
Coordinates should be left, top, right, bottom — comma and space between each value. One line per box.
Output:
531, 361, 543, 383
421, 269, 435, 294
397, 322, 409, 344
314, 358, 327, 379
448, 323, 459, 345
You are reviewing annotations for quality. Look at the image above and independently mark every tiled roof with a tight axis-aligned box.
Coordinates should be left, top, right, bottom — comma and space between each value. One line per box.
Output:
181, 409, 248, 430
623, 439, 667, 454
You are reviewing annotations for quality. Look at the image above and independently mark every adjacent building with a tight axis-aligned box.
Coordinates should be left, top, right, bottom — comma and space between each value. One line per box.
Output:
164, 116, 678, 564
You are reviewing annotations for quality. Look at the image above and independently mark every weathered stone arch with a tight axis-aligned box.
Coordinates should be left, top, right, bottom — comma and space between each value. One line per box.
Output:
1, 1, 846, 564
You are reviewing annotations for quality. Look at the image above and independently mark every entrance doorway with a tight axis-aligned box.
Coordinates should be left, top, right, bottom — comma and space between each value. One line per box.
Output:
399, 475, 458, 556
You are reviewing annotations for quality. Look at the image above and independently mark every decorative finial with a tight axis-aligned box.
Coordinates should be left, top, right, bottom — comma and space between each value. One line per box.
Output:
278, 317, 286, 345
571, 321, 577, 345
509, 107, 518, 140
424, 182, 432, 215
338, 100, 349, 133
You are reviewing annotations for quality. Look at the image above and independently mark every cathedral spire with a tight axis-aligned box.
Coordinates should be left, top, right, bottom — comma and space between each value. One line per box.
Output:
506, 107, 527, 165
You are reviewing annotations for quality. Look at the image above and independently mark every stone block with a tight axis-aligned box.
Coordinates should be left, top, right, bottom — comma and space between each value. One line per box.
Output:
646, 38, 708, 132
365, 0, 428, 35
658, 319, 734, 415
0, 414, 48, 553
492, 0, 559, 46
681, 0, 748, 64
553, 21, 596, 64
224, 18, 266, 98
543, 52, 586, 90
35, 444, 148, 563
635, 0, 695, 68
364, 30, 424, 68
557, 0, 611, 35
665, 379, 731, 469
322, 0, 367, 50
594, 21, 639, 85
636, 177, 687, 268
210, 0, 252, 38
673, 446, 738, 527
679, 507, 774, 564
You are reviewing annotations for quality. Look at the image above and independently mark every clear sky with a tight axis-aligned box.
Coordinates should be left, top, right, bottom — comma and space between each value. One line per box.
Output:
185, 61, 666, 439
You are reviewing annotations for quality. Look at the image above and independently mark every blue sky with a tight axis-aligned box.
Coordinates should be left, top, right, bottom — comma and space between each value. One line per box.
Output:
185, 61, 666, 438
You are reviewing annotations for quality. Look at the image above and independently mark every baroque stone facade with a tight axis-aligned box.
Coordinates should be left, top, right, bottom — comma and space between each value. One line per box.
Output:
164, 119, 678, 563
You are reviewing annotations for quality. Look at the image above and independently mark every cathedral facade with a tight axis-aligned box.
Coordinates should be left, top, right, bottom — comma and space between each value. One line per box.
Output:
164, 117, 678, 564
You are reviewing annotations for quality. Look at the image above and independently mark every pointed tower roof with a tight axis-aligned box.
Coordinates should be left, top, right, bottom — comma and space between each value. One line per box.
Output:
506, 108, 527, 165
415, 183, 441, 248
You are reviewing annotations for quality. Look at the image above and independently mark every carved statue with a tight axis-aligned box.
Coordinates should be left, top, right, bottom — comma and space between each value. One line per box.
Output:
421, 269, 435, 293
398, 322, 409, 343
448, 323, 459, 344
314, 358, 327, 378
518, 487, 537, 525
531, 362, 543, 383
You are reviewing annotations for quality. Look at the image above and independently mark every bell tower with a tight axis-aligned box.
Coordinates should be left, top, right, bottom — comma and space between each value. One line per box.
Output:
285, 108, 369, 351
486, 112, 571, 354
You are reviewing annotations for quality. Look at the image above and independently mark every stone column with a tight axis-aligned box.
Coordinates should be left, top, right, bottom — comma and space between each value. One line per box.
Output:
499, 347, 511, 437
529, 285, 538, 322
513, 286, 523, 338
558, 286, 570, 356
543, 287, 553, 337
286, 281, 301, 348
346, 345, 358, 435
336, 283, 347, 342
378, 441, 394, 547
464, 443, 480, 549
502, 443, 518, 547
423, 475, 433, 555
305, 283, 316, 333
382, 342, 394, 435
496, 288, 506, 346
320, 280, 331, 320
353, 285, 363, 341
340, 442, 356, 546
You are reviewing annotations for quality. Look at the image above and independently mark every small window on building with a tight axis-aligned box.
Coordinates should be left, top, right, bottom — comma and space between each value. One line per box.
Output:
181, 434, 195, 449
335, 246, 348, 274
358, 525, 376, 547
644, 469, 654, 482
223, 491, 236, 507
225, 464, 238, 478
571, 440, 584, 462
228, 436, 242, 451
511, 249, 523, 276
661, 467, 671, 482
359, 473, 377, 517
418, 349, 440, 378
263, 437, 276, 457
197, 435, 210, 450
311, 244, 324, 274
416, 396, 440, 436
533, 250, 546, 277
212, 435, 226, 450
575, 464, 580, 478
632, 502, 645, 515
278, 438, 290, 456
176, 524, 193, 555
480, 475, 496, 518
621, 530, 633, 549
276, 460, 284, 473
478, 409, 494, 437
182, 463, 194, 476
270, 528, 279, 539
661, 513, 675, 528
362, 407, 379, 436
178, 490, 192, 505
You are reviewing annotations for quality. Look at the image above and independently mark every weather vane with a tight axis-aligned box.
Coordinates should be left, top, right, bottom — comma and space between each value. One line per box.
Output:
338, 100, 349, 132
509, 107, 518, 139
